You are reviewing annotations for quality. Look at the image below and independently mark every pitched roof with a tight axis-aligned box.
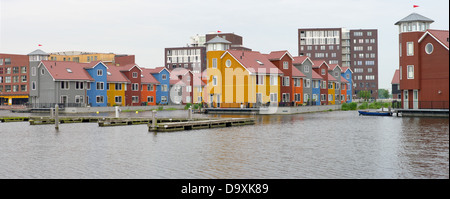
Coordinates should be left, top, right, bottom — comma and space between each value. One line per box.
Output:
311, 70, 323, 80
395, 13, 434, 25
147, 66, 169, 74
418, 29, 449, 50
328, 74, 337, 82
341, 67, 353, 73
292, 56, 313, 65
292, 67, 306, 78
328, 64, 342, 71
40, 61, 94, 81
391, 69, 400, 84
140, 68, 160, 84
340, 76, 349, 83
266, 50, 294, 61
311, 60, 329, 68
107, 65, 131, 83
193, 73, 206, 86
224, 50, 284, 75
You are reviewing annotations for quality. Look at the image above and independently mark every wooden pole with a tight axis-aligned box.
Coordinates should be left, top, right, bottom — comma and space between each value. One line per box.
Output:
55, 104, 59, 130
151, 110, 157, 130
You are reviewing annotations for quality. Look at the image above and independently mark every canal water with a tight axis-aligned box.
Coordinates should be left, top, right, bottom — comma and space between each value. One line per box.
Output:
0, 110, 448, 179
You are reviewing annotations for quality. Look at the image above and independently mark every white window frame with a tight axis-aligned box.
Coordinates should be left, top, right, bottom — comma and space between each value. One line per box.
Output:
96, 95, 104, 103
407, 65, 414, 79
97, 69, 103, 76
406, 42, 414, 56
115, 96, 122, 104
283, 61, 289, 69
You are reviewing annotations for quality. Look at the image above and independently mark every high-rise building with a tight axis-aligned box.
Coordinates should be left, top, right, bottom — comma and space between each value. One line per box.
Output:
298, 28, 378, 99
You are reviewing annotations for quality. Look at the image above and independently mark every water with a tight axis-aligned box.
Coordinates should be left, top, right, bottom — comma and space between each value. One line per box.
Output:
0, 110, 448, 179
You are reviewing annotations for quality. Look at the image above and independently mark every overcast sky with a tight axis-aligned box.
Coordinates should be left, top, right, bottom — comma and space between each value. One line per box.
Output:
1, 0, 448, 90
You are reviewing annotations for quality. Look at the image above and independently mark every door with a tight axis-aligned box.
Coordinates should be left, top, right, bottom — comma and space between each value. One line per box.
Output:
403, 90, 409, 109
413, 90, 418, 109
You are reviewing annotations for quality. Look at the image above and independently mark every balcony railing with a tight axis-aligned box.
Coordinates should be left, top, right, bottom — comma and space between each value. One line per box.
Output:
391, 100, 449, 109
26, 103, 86, 109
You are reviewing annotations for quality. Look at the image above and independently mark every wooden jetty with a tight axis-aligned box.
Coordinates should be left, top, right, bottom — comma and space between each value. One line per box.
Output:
29, 116, 102, 125
0, 116, 30, 122
148, 118, 255, 132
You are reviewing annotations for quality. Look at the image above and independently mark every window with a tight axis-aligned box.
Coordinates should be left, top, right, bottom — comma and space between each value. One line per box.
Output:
161, 96, 168, 103
294, 78, 301, 87
132, 83, 139, 91
162, 74, 167, 80
32, 81, 36, 90
306, 79, 311, 88
407, 42, 414, 56
270, 93, 277, 102
132, 96, 139, 103
425, 43, 434, 54
186, 96, 191, 103
32, 67, 36, 76
97, 69, 103, 76
283, 77, 289, 86
115, 83, 122, 91
295, 94, 301, 102
96, 82, 104, 90
148, 84, 153, 91
115, 96, 122, 104
75, 95, 84, 104
21, 75, 27, 82
321, 69, 325, 75
256, 75, 264, 85
21, 85, 27, 92
304, 65, 309, 73
328, 82, 333, 89
96, 96, 104, 103
41, 68, 45, 75
407, 65, 414, 79
132, 72, 138, 78
212, 58, 217, 68
75, 82, 84, 90
21, 66, 27, 74
212, 76, 218, 86
328, 94, 333, 101
283, 61, 289, 69
148, 96, 154, 103
186, 86, 192, 92
61, 81, 69, 90
270, 76, 277, 86
225, 59, 231, 67
4, 58, 11, 65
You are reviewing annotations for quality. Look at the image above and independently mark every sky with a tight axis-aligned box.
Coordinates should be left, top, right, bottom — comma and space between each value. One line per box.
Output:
0, 0, 449, 90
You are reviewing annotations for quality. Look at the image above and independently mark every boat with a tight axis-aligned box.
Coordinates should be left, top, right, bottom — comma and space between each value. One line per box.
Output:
358, 110, 392, 116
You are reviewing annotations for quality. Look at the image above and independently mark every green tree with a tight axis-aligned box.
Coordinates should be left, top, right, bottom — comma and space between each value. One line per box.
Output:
378, 89, 391, 99
358, 90, 371, 101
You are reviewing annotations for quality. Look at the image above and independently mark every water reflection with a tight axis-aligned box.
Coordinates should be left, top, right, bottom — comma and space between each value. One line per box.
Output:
0, 110, 448, 179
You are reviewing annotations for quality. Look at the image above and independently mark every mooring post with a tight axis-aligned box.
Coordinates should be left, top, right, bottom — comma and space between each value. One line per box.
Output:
188, 107, 192, 120
115, 106, 120, 118
50, 107, 54, 118
151, 110, 157, 130
55, 104, 59, 130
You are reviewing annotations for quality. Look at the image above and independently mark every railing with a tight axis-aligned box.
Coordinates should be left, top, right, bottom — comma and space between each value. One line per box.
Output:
26, 103, 86, 109
391, 100, 449, 109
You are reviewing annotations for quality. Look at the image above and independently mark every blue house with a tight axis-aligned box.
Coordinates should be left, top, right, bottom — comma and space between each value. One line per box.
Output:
148, 67, 170, 105
341, 67, 353, 103
311, 70, 322, 106
85, 61, 108, 107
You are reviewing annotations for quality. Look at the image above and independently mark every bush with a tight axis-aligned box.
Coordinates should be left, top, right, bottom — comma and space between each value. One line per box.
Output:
341, 103, 350, 111
349, 102, 358, 110
184, 103, 192, 110
358, 102, 369, 109
158, 106, 164, 111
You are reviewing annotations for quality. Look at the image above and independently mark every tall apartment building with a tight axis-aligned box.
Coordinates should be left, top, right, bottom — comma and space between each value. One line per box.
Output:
0, 53, 31, 105
165, 32, 251, 74
298, 28, 378, 99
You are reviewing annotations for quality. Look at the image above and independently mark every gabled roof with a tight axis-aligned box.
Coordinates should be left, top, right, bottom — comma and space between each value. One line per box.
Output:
328, 74, 338, 82
292, 56, 313, 65
84, 61, 108, 70
311, 60, 329, 69
292, 67, 306, 78
39, 61, 94, 81
147, 66, 170, 74
391, 69, 400, 84
193, 74, 206, 86
140, 68, 160, 84
107, 65, 131, 83
340, 67, 353, 73
418, 29, 449, 50
328, 64, 342, 72
223, 50, 284, 75
395, 13, 434, 25
169, 68, 193, 85
311, 70, 323, 80
114, 63, 141, 72
340, 76, 349, 83
266, 50, 294, 61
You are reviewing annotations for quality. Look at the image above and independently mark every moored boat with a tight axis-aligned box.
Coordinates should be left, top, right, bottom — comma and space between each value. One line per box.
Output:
358, 110, 392, 116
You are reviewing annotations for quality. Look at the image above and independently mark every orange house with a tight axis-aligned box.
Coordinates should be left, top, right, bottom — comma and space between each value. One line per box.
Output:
340, 76, 348, 104
141, 68, 159, 106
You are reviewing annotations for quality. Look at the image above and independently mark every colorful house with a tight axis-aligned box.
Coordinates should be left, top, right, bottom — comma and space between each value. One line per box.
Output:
106, 65, 130, 106
206, 36, 283, 108
84, 61, 108, 107
192, 73, 206, 104
327, 73, 337, 105
31, 61, 94, 108
341, 67, 353, 103
311, 70, 323, 105
329, 64, 342, 105
266, 50, 305, 106
148, 67, 170, 105
140, 68, 159, 106
109, 64, 142, 106
340, 76, 349, 104
293, 56, 314, 105
312, 60, 330, 105
169, 68, 194, 105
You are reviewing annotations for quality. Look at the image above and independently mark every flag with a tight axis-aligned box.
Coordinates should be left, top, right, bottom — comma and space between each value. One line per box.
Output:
217, 30, 221, 33
38, 44, 42, 46
413, 5, 419, 8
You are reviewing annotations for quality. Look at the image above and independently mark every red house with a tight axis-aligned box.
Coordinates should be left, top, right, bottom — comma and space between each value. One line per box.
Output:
112, 64, 142, 106
312, 60, 330, 105
396, 13, 449, 109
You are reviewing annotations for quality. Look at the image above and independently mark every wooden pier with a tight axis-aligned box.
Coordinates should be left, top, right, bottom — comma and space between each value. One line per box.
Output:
148, 118, 255, 132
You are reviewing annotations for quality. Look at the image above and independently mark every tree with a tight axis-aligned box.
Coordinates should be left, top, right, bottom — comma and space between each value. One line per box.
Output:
378, 89, 391, 99
358, 90, 371, 101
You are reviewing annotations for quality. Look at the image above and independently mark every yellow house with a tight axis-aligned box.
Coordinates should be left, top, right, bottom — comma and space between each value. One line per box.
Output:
106, 66, 130, 106
49, 51, 116, 64
205, 36, 283, 108
327, 74, 337, 105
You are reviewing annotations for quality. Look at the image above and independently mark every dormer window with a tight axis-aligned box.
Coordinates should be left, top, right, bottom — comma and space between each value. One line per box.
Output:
132, 72, 138, 78
97, 69, 103, 76
66, 68, 72, 73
